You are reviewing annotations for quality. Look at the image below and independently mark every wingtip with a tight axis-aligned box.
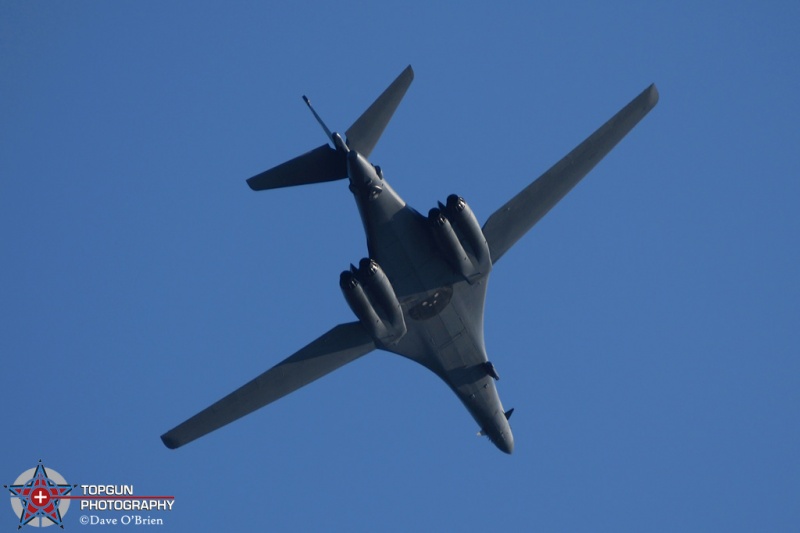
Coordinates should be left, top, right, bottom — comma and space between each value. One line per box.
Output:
160, 433, 181, 450
646, 83, 659, 108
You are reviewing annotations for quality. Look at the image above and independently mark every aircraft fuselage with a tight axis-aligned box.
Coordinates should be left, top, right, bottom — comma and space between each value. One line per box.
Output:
346, 149, 514, 453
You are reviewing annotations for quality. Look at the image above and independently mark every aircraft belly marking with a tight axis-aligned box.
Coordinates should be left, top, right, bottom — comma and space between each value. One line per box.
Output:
408, 286, 453, 320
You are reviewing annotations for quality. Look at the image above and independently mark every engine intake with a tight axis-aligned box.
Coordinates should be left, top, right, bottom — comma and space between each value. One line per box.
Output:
428, 196, 492, 282
340, 259, 406, 346
428, 207, 477, 280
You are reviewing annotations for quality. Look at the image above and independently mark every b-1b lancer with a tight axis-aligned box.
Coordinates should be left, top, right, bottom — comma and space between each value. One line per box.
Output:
161, 66, 658, 454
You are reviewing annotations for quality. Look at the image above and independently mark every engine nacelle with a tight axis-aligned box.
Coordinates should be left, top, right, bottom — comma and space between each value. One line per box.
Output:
340, 259, 406, 346
429, 196, 492, 282
445, 194, 491, 273
340, 270, 383, 339
428, 207, 478, 280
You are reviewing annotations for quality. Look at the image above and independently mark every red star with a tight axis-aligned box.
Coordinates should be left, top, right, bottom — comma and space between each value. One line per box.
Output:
5, 462, 74, 529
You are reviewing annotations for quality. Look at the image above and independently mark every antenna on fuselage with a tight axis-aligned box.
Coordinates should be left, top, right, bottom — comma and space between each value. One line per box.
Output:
303, 95, 348, 152
303, 95, 336, 144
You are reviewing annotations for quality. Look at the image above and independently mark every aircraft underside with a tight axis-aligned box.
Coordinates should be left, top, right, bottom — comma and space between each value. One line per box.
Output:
160, 65, 658, 455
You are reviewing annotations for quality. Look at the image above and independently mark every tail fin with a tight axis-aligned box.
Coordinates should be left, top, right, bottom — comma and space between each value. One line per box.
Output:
345, 65, 414, 158
246, 144, 346, 191
246, 65, 414, 191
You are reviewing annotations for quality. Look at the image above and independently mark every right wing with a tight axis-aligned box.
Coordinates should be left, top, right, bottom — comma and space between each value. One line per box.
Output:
161, 322, 375, 449
482, 84, 659, 264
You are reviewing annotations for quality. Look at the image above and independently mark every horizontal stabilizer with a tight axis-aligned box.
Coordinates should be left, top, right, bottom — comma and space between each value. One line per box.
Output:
246, 144, 347, 191
161, 322, 375, 449
482, 84, 659, 263
345, 65, 414, 158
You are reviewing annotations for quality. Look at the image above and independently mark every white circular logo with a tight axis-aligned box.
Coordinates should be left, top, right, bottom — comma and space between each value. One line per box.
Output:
6, 463, 74, 528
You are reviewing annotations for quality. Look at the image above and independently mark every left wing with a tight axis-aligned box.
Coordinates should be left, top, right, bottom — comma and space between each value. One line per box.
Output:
161, 322, 375, 449
482, 84, 658, 264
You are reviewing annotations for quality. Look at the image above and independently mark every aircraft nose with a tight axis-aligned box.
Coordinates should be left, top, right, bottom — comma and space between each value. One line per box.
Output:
496, 431, 514, 454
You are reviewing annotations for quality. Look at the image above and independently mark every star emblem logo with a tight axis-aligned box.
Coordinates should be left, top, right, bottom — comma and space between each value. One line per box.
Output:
5, 461, 76, 529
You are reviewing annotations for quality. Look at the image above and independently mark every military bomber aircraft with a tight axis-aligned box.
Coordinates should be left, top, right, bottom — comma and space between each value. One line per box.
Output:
161, 65, 658, 454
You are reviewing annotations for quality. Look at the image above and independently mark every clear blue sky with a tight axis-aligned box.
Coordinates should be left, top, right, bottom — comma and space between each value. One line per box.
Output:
2, 1, 798, 531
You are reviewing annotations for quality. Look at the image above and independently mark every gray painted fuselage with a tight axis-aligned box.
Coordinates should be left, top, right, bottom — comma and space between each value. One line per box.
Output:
347, 151, 512, 453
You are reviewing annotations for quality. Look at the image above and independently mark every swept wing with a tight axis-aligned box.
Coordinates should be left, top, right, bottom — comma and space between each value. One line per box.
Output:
482, 84, 659, 263
161, 322, 375, 449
